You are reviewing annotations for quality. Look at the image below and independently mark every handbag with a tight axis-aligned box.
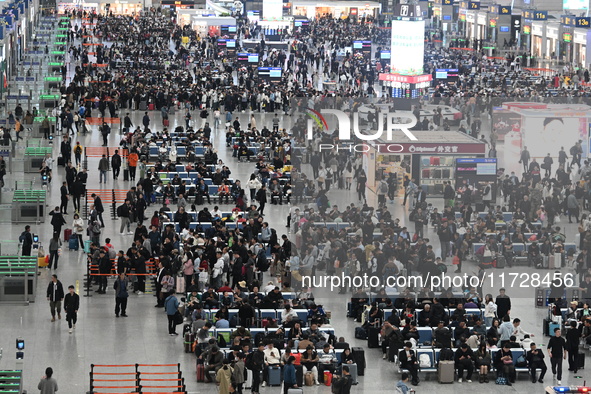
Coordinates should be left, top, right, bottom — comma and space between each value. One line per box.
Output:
452, 255, 460, 265
496, 375, 507, 385
174, 310, 183, 325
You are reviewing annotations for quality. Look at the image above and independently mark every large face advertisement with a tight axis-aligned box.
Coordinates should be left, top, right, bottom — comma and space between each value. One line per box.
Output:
390, 19, 425, 75
263, 0, 283, 19
503, 115, 588, 176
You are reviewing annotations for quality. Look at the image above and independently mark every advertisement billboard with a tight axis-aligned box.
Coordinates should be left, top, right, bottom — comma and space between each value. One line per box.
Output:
390, 19, 425, 75
564, 0, 589, 9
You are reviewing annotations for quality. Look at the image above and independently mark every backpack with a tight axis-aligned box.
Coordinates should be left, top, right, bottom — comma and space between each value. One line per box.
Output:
256, 249, 269, 272
439, 347, 454, 361
106, 245, 116, 259
331, 376, 345, 394
570, 145, 577, 155
117, 204, 125, 217
245, 352, 256, 370
515, 354, 527, 368
419, 353, 431, 368
379, 181, 388, 194
19, 232, 26, 243
223, 259, 230, 273
217, 333, 227, 348
354, 326, 367, 339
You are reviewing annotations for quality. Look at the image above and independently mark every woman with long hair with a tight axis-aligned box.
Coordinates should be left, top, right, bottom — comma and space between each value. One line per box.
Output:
38, 367, 58, 393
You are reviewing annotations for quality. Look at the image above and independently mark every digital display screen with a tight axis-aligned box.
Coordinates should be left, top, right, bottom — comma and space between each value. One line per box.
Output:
390, 19, 425, 75
258, 67, 282, 81
564, 0, 588, 9
263, 0, 283, 18
499, 26, 510, 32
442, 15, 451, 20
435, 68, 459, 79
477, 163, 497, 175
248, 54, 259, 63
229, 26, 237, 33
380, 51, 391, 59
353, 42, 362, 49
226, 40, 236, 48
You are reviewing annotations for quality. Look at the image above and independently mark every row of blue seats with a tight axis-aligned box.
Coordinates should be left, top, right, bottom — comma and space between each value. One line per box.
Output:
163, 221, 244, 231
149, 145, 205, 158
211, 326, 336, 343
399, 347, 533, 374
164, 211, 242, 221
472, 242, 577, 256
155, 184, 228, 197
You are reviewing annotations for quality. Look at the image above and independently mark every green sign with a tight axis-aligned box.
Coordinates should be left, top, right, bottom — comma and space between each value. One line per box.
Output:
33, 117, 56, 122
56, 34, 67, 38
47, 62, 63, 66
57, 27, 68, 31
44, 77, 62, 82
39, 95, 59, 100
51, 51, 65, 55
54, 42, 66, 45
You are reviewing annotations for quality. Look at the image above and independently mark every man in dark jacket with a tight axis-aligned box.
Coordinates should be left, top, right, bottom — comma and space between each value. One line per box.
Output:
49, 207, 66, 238
398, 342, 419, 385
97, 249, 112, 294
526, 342, 547, 383
256, 185, 267, 215
111, 149, 122, 180
114, 273, 129, 317
64, 285, 80, 333
92, 193, 105, 227
455, 344, 474, 382
46, 274, 65, 322
20, 225, 33, 256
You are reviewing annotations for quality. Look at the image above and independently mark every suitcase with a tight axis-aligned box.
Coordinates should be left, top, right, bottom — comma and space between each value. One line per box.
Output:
139, 101, 147, 111
123, 169, 129, 181
64, 228, 72, 241
58, 156, 65, 166
577, 352, 585, 369
543, 318, 549, 336
352, 347, 365, 376
295, 365, 303, 387
367, 326, 380, 348
323, 371, 332, 386
163, 118, 170, 127
69, 236, 79, 251
83, 239, 91, 253
148, 103, 155, 111
245, 370, 262, 389
196, 363, 205, 382
438, 360, 455, 383
340, 363, 357, 384
184, 332, 194, 353
267, 365, 281, 386
552, 252, 562, 268
176, 276, 185, 294
543, 255, 549, 268
495, 255, 506, 269
287, 389, 303, 394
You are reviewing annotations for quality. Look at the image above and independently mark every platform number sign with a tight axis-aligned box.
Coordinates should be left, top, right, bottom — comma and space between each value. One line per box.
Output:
394, 4, 421, 17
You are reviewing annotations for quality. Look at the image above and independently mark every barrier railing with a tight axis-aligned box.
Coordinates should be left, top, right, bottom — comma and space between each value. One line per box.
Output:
89, 363, 186, 394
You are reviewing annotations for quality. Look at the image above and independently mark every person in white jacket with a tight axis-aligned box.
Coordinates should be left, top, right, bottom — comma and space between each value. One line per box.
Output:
484, 294, 497, 328
246, 174, 262, 202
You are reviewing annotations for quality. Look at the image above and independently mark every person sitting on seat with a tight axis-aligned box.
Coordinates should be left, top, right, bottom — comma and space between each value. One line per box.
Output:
398, 342, 419, 386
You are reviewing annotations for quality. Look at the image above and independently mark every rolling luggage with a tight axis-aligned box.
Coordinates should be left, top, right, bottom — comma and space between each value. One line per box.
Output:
438, 360, 455, 383
295, 365, 303, 387
83, 239, 91, 253
139, 101, 147, 111
553, 252, 562, 268
267, 365, 281, 386
38, 255, 49, 267
184, 332, 194, 353
148, 103, 155, 111
352, 347, 365, 376
64, 228, 72, 241
69, 236, 79, 251
163, 118, 170, 127
196, 363, 205, 382
367, 326, 380, 348
245, 370, 252, 389
495, 255, 506, 269
176, 276, 185, 294
123, 169, 129, 181
287, 389, 303, 394
543, 318, 549, 336
57, 156, 65, 166
577, 352, 585, 369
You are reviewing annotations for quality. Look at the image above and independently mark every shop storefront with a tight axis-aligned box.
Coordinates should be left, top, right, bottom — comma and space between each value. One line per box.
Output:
531, 21, 544, 58
573, 29, 587, 67
476, 12, 487, 41
291, 0, 380, 20
57, 2, 99, 14
365, 131, 487, 196
184, 15, 237, 37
